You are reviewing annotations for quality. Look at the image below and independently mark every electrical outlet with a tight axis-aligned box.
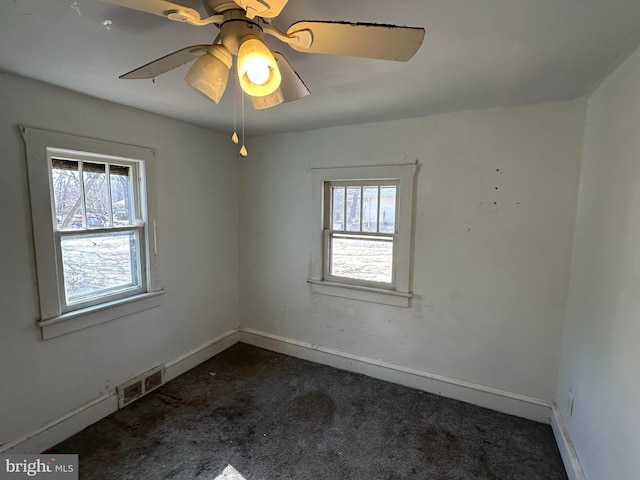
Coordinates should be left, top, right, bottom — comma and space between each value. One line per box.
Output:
568, 390, 575, 416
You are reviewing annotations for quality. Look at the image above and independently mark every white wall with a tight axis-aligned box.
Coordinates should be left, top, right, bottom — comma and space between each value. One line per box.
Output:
0, 73, 239, 449
6, 63, 625, 466
556, 44, 640, 480
238, 100, 585, 409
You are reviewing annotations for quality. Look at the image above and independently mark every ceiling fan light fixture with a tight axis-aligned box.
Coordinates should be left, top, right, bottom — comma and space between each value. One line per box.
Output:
237, 35, 281, 97
185, 44, 233, 104
250, 89, 284, 110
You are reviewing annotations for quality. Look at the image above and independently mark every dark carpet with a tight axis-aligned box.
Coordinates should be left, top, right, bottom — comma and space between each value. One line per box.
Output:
48, 343, 568, 479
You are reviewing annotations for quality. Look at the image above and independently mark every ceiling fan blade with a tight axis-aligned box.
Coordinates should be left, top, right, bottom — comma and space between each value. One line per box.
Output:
103, 0, 201, 21
273, 52, 310, 103
286, 21, 425, 61
120, 45, 209, 79
250, 52, 309, 110
233, 0, 288, 19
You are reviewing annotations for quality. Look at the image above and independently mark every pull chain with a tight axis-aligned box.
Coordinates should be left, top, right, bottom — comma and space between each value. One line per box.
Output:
231, 65, 239, 145
239, 89, 248, 157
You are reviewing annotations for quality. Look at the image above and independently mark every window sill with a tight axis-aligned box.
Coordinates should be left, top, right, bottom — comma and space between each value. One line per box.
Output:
307, 279, 411, 307
38, 290, 166, 340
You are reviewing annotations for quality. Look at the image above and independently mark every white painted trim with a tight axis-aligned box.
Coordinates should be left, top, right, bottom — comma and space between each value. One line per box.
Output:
307, 280, 411, 307
551, 406, 587, 480
165, 329, 240, 381
309, 162, 419, 171
39, 290, 165, 340
308, 163, 418, 305
239, 328, 554, 423
0, 329, 240, 454
21, 126, 162, 335
1, 328, 566, 460
0, 393, 118, 455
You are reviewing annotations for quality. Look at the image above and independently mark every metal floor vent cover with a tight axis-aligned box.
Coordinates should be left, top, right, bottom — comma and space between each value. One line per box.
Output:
117, 365, 165, 408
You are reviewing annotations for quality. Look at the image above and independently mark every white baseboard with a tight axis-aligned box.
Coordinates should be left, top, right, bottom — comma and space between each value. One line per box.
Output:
1, 329, 240, 454
239, 328, 554, 424
3, 326, 566, 468
551, 406, 587, 480
0, 393, 118, 455
165, 329, 240, 382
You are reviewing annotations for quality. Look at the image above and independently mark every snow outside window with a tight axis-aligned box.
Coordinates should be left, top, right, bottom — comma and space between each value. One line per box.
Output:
308, 164, 418, 307
22, 127, 163, 339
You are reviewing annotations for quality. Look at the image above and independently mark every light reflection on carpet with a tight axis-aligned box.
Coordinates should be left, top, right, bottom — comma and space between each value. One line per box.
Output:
214, 464, 247, 480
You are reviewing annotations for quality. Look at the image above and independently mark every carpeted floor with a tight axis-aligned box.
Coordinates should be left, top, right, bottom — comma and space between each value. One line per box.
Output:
48, 343, 568, 479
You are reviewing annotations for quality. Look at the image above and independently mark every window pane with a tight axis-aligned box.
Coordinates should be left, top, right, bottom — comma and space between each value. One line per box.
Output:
379, 186, 397, 233
362, 186, 379, 232
332, 187, 345, 231
52, 159, 83, 231
83, 162, 109, 228
111, 165, 132, 226
330, 234, 393, 284
346, 186, 362, 232
61, 231, 141, 305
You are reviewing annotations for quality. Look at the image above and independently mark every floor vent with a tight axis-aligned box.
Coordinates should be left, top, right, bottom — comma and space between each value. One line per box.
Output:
117, 366, 165, 409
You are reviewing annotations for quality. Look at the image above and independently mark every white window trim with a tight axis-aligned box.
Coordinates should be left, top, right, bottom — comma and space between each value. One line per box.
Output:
308, 163, 418, 307
21, 126, 164, 340
50, 151, 148, 312
323, 179, 399, 289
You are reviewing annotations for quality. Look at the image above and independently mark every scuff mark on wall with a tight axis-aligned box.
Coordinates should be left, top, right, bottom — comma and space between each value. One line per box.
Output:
70, 1, 81, 16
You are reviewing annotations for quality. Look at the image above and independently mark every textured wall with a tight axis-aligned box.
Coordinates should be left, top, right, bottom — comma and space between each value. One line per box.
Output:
238, 99, 585, 405
0, 73, 240, 448
556, 44, 640, 480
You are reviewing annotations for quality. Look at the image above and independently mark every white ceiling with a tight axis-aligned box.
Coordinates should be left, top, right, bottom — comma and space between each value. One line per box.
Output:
1, 0, 640, 135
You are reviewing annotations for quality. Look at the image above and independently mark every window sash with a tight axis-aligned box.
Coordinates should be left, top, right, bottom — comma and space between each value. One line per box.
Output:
323, 179, 400, 288
55, 226, 147, 312
324, 230, 397, 288
326, 180, 400, 235
47, 151, 146, 307
51, 156, 141, 231
49, 153, 147, 312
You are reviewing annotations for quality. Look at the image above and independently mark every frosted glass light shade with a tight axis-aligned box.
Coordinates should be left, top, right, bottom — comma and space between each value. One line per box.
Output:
250, 89, 284, 110
237, 35, 281, 97
185, 45, 233, 104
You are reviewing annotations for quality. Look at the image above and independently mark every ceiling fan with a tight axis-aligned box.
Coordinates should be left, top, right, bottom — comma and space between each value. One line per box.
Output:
104, 0, 426, 111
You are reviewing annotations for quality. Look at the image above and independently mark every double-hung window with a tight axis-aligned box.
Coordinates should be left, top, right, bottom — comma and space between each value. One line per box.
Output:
309, 163, 418, 307
325, 181, 399, 287
51, 155, 145, 309
22, 127, 162, 339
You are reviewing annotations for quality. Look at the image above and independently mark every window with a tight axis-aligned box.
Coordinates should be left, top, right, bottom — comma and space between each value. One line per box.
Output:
51, 156, 147, 310
22, 127, 163, 339
325, 181, 398, 287
309, 164, 418, 307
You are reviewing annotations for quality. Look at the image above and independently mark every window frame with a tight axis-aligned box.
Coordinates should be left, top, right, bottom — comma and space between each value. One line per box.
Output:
50, 150, 147, 312
323, 180, 400, 289
22, 127, 163, 339
308, 163, 418, 307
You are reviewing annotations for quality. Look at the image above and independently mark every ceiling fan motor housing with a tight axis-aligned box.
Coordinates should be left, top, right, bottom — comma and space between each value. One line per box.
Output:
204, 0, 285, 19
219, 11, 265, 55
203, 0, 241, 16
